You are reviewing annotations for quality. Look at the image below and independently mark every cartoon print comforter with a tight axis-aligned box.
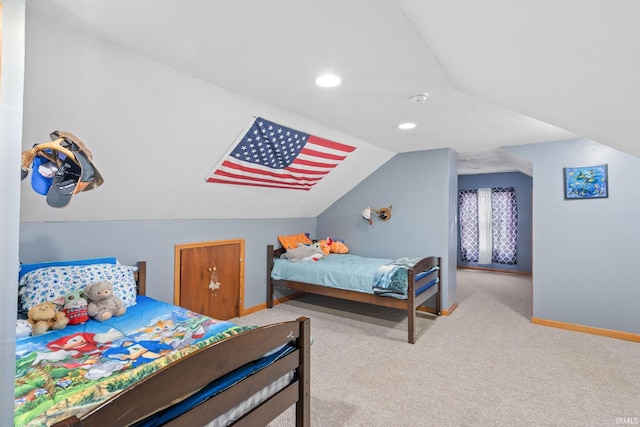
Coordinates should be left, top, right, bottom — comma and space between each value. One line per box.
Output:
15, 296, 252, 427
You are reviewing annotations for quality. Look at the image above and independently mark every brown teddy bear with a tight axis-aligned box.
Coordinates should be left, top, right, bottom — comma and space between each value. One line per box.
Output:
85, 281, 126, 321
27, 301, 69, 336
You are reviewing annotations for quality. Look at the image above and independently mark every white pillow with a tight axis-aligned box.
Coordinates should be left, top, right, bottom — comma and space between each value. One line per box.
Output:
19, 263, 137, 310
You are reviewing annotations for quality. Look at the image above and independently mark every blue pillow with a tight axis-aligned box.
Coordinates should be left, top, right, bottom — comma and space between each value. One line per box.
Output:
18, 257, 117, 280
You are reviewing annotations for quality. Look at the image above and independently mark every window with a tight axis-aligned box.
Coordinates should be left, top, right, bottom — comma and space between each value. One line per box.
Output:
459, 187, 518, 265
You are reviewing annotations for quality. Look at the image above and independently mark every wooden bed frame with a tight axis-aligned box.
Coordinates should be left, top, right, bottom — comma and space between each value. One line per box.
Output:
53, 261, 311, 427
267, 245, 441, 344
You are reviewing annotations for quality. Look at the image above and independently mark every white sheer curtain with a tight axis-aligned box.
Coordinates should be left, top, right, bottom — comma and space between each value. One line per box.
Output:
477, 188, 493, 265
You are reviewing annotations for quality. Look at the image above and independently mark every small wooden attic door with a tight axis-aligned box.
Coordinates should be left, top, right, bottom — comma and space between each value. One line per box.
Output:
174, 239, 244, 320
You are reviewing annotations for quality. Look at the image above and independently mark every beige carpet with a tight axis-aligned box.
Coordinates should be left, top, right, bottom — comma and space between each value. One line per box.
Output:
231, 269, 640, 426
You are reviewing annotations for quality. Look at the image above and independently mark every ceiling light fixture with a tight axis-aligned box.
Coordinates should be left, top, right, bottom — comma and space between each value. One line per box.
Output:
409, 93, 429, 104
398, 122, 416, 130
315, 74, 341, 88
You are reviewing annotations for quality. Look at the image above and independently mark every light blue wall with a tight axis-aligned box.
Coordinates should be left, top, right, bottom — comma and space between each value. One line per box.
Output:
19, 148, 459, 317
19, 218, 316, 308
507, 139, 640, 334
316, 148, 458, 311
457, 172, 533, 273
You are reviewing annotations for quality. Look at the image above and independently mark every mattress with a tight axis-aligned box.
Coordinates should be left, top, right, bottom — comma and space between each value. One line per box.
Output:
272, 253, 439, 299
272, 253, 393, 294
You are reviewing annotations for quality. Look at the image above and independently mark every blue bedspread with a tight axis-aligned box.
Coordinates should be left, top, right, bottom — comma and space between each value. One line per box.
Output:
273, 253, 439, 299
272, 254, 393, 294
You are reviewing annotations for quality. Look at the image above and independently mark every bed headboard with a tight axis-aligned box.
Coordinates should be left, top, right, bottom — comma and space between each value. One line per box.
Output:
17, 260, 148, 320
135, 261, 147, 296
272, 246, 286, 258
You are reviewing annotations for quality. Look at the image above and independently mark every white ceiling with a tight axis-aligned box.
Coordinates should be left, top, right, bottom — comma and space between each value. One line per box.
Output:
30, 0, 640, 177
25, 0, 639, 178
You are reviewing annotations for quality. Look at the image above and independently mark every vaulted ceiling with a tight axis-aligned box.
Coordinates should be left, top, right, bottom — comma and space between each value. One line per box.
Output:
21, 1, 640, 219
33, 0, 640, 156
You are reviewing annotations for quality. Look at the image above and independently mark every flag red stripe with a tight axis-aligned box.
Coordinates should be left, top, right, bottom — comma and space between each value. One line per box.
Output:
206, 178, 311, 191
214, 169, 315, 188
222, 160, 324, 182
307, 135, 356, 153
300, 147, 347, 161
292, 157, 339, 169
214, 170, 314, 188
284, 165, 328, 176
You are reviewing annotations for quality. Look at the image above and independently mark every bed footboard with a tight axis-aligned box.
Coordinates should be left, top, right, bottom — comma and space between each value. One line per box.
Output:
52, 317, 311, 427
406, 256, 441, 343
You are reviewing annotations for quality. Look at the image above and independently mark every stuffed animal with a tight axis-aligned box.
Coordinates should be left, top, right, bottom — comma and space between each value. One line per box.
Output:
317, 239, 332, 255
330, 240, 349, 254
58, 288, 90, 325
280, 243, 324, 262
317, 237, 349, 254
27, 302, 69, 336
85, 281, 126, 321
16, 319, 33, 338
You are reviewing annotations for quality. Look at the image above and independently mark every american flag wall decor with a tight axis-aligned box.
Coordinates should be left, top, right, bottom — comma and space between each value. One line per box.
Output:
205, 117, 356, 190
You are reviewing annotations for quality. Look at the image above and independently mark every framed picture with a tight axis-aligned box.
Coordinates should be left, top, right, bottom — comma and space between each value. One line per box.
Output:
563, 164, 608, 200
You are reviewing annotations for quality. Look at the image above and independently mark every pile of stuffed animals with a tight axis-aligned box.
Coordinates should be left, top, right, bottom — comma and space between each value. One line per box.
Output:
17, 280, 127, 337
280, 237, 349, 263
279, 243, 325, 262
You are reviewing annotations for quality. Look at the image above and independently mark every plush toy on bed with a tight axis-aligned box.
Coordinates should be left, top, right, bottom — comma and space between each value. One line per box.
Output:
60, 288, 90, 325
317, 239, 332, 255
16, 319, 33, 338
85, 281, 127, 321
280, 243, 324, 262
27, 301, 69, 336
330, 240, 349, 254
317, 237, 349, 254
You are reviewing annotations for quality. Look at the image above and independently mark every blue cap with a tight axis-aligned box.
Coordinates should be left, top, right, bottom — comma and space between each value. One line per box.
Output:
31, 155, 55, 196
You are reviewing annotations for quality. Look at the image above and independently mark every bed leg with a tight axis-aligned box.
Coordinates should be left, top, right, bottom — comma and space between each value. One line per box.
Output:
296, 317, 311, 427
408, 309, 415, 344
267, 280, 274, 309
267, 245, 274, 309
408, 296, 415, 343
408, 270, 416, 344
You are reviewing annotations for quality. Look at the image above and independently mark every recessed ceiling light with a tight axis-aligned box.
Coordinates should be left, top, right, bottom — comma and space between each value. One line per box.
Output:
409, 93, 429, 104
398, 122, 416, 130
315, 74, 341, 88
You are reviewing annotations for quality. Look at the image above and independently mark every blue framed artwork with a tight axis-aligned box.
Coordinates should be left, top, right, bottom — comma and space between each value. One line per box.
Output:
563, 164, 608, 199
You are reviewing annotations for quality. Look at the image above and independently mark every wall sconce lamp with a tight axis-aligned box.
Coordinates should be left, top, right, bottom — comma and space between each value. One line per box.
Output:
361, 205, 393, 224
